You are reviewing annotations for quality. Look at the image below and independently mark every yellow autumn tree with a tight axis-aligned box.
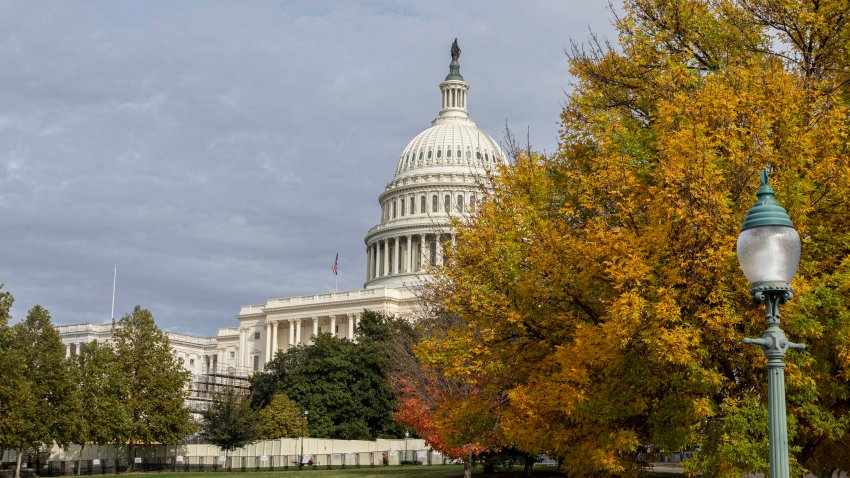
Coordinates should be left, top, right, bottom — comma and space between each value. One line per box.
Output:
419, 0, 850, 476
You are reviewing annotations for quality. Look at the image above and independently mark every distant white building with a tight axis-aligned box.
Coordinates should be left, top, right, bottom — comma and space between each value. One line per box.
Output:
58, 40, 506, 398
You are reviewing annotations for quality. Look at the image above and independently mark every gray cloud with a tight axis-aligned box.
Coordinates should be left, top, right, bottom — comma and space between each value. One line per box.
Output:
0, 0, 617, 334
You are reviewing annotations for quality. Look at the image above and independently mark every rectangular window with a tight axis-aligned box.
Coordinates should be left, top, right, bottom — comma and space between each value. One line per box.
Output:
410, 197, 415, 214
401, 200, 406, 216
393, 201, 397, 218
421, 196, 426, 213
253, 355, 260, 371
189, 358, 195, 366
254, 331, 260, 340
229, 351, 235, 359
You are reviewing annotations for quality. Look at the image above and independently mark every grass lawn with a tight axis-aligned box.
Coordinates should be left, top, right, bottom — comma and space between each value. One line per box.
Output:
120, 464, 565, 478
114, 464, 684, 478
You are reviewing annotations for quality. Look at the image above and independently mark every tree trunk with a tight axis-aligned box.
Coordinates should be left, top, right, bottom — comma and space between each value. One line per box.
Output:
463, 452, 473, 478
76, 444, 85, 476
524, 454, 535, 477
15, 450, 23, 478
819, 469, 836, 478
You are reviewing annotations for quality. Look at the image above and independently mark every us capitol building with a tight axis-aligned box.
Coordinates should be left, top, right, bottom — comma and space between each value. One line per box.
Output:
57, 41, 506, 404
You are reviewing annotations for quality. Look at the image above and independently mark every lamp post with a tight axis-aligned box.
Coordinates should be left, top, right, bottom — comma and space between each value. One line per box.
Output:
404, 430, 409, 464
737, 170, 805, 478
300, 410, 309, 468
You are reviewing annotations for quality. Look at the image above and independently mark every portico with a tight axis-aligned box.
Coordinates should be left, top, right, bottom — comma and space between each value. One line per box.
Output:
236, 287, 417, 369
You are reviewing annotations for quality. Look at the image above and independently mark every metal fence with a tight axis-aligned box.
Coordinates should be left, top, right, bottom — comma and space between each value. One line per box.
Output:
2, 450, 447, 476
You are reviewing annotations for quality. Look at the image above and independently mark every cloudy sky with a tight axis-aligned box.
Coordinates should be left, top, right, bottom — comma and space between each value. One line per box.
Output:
0, 1, 617, 335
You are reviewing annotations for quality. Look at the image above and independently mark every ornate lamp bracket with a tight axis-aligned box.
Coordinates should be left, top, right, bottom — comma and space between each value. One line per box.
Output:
745, 281, 805, 358
750, 281, 793, 325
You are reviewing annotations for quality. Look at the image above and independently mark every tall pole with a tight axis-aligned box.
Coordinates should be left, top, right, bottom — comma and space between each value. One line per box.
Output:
111, 266, 117, 320
743, 291, 805, 478
300, 410, 308, 468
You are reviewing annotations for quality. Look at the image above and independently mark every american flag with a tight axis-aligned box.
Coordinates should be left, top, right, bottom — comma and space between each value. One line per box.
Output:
331, 252, 339, 276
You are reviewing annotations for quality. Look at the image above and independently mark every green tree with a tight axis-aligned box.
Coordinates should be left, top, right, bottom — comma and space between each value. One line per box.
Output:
0, 286, 30, 475
9, 306, 82, 478
258, 393, 301, 439
76, 341, 132, 448
112, 306, 194, 460
200, 387, 259, 456
251, 310, 411, 439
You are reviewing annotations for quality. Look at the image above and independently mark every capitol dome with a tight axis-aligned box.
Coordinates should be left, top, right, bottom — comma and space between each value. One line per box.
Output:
364, 39, 506, 290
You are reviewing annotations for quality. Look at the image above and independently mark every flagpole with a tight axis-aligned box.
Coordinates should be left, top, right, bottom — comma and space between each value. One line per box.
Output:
111, 266, 117, 321
332, 252, 339, 293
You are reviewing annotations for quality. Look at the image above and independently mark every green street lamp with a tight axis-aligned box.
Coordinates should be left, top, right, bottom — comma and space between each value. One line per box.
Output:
738, 170, 805, 478
300, 410, 309, 468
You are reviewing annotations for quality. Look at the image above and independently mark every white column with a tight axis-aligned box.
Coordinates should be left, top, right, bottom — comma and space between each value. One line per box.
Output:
419, 234, 426, 270
353, 315, 360, 344
238, 329, 245, 368
347, 314, 355, 340
265, 322, 272, 361
272, 321, 279, 354
312, 316, 319, 342
288, 319, 295, 348
295, 319, 302, 345
406, 235, 413, 273
330, 316, 337, 337
396, 237, 402, 273
435, 233, 442, 266
65, 343, 70, 359
366, 247, 371, 281
382, 239, 389, 276
389, 238, 394, 274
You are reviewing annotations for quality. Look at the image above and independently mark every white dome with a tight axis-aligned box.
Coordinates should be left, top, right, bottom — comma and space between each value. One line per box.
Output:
363, 40, 504, 290
394, 120, 506, 179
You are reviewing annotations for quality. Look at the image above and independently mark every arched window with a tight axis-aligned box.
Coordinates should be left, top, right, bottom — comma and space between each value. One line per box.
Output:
393, 201, 397, 219
444, 194, 450, 212
457, 195, 464, 212
418, 151, 423, 161
447, 148, 452, 158
432, 195, 438, 212
484, 153, 489, 162
427, 150, 432, 159
436, 149, 442, 159
470, 194, 477, 209
410, 197, 415, 214
401, 199, 406, 216
421, 195, 426, 213
476, 151, 481, 159
456, 149, 461, 158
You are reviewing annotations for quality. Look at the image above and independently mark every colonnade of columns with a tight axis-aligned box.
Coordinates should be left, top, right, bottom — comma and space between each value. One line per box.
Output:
64, 342, 85, 358
366, 232, 455, 282
257, 313, 361, 366
442, 84, 467, 110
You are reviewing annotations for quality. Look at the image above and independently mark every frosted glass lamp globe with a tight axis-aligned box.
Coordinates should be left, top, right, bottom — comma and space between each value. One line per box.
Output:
736, 225, 801, 286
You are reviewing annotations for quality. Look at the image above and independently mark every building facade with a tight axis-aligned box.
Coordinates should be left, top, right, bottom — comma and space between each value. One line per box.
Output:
57, 41, 505, 390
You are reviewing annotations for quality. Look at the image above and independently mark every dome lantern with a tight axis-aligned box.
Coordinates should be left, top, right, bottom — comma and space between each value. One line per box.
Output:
437, 38, 470, 122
